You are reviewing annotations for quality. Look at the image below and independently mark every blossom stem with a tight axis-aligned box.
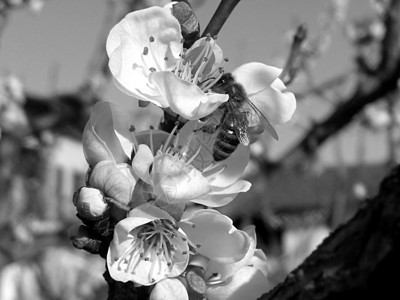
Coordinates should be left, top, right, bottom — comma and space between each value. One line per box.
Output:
202, 0, 242, 38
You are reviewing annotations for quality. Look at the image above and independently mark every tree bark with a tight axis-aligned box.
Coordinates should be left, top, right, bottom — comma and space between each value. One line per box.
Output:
261, 165, 400, 300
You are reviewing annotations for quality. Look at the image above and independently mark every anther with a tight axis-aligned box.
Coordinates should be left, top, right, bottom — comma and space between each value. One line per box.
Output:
149, 67, 156, 72
149, 36, 155, 42
143, 47, 149, 55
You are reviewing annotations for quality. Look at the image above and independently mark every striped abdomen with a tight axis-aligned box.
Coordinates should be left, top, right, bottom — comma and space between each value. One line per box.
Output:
213, 114, 240, 161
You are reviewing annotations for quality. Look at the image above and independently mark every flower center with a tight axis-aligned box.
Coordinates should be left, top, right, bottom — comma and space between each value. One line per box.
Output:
173, 36, 226, 92
140, 35, 227, 92
117, 219, 189, 283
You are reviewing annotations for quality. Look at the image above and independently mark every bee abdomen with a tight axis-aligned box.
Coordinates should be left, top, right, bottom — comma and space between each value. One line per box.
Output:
213, 125, 240, 161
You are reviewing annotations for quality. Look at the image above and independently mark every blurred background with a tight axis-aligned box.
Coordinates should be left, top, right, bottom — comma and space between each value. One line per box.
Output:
0, 0, 399, 299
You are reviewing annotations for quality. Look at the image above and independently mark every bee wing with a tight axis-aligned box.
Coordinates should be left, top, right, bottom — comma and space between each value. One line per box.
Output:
227, 101, 250, 146
242, 98, 279, 141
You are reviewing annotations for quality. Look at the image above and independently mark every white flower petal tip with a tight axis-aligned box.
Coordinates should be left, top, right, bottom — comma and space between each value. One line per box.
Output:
179, 210, 251, 264
232, 62, 297, 124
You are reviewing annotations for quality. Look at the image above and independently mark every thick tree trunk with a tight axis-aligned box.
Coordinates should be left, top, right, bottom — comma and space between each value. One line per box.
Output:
261, 165, 400, 300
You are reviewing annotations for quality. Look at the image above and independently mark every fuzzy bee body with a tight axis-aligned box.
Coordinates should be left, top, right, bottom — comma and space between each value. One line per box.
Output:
203, 73, 278, 162
212, 112, 241, 161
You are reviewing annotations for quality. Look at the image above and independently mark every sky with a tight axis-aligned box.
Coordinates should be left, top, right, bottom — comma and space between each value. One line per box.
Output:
0, 0, 388, 166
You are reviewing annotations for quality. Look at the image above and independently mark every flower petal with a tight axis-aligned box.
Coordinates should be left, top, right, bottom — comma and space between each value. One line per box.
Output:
249, 79, 296, 124
204, 144, 250, 187
150, 71, 228, 120
232, 62, 282, 95
192, 180, 251, 207
204, 225, 256, 281
89, 161, 137, 207
232, 62, 296, 124
108, 102, 136, 158
250, 249, 269, 278
206, 266, 269, 300
152, 153, 211, 203
135, 129, 171, 154
107, 7, 182, 104
179, 209, 250, 264
150, 278, 189, 300
127, 202, 175, 221
82, 102, 130, 166
131, 144, 154, 183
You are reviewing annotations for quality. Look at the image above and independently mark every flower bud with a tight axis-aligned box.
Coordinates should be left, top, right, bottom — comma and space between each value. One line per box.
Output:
172, 1, 200, 49
185, 265, 206, 296
74, 187, 107, 220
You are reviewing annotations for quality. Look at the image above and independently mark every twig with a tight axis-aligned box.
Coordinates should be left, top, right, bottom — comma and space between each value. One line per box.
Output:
202, 0, 241, 38
276, 60, 400, 171
280, 23, 308, 85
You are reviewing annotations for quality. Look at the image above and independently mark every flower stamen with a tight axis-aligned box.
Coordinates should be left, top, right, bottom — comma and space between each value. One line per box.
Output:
201, 68, 224, 92
202, 163, 226, 177
186, 146, 202, 165
129, 125, 139, 155
116, 219, 189, 282
162, 121, 180, 152
171, 37, 223, 91
149, 126, 154, 154
147, 36, 162, 71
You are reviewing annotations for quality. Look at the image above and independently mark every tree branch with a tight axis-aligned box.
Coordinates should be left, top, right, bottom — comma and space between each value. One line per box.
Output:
276, 60, 400, 170
261, 164, 400, 299
202, 0, 241, 38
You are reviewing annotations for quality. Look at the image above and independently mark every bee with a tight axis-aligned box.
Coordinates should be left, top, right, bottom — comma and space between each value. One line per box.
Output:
199, 73, 278, 162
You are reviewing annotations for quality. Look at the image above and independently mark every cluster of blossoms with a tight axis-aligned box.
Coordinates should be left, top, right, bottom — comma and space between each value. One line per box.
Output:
70, 2, 295, 300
